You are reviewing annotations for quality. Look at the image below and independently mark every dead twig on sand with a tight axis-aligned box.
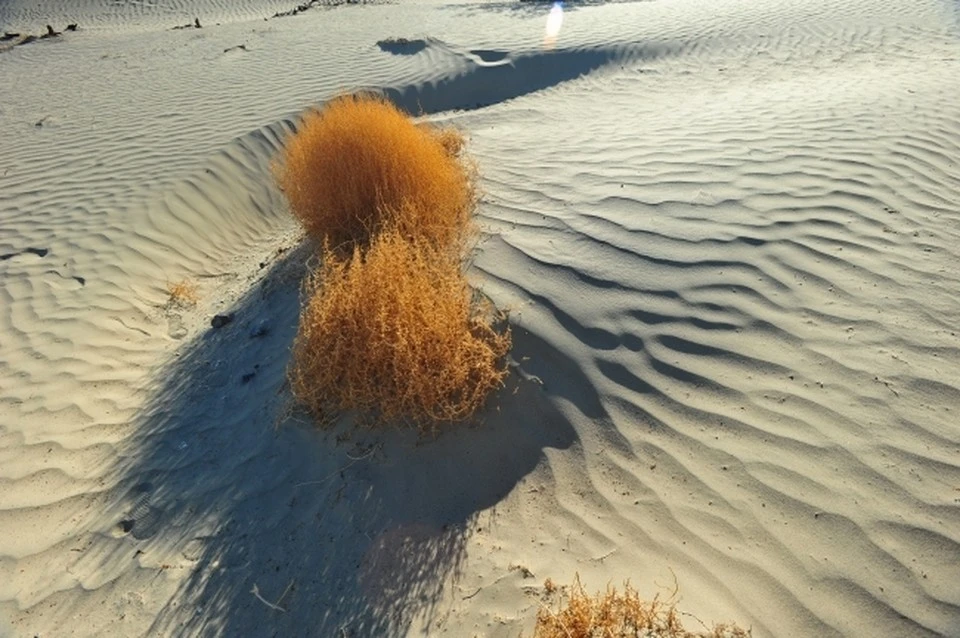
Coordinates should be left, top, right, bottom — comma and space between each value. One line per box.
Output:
251, 580, 294, 612
589, 548, 617, 563
294, 445, 378, 488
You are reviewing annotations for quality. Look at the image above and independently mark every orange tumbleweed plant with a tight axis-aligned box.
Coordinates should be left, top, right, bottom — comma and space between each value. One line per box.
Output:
288, 231, 511, 433
275, 93, 476, 251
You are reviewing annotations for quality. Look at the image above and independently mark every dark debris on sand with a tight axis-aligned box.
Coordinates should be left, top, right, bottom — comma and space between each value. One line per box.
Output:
271, 0, 368, 19
1, 24, 77, 52
172, 17, 202, 30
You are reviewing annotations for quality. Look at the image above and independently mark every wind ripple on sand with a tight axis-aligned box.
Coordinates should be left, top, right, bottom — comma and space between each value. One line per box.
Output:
2, 0, 960, 636
463, 21, 960, 635
0, 114, 296, 631
0, 0, 377, 31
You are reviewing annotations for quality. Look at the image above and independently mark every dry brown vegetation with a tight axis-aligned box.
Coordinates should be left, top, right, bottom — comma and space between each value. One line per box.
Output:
275, 94, 476, 251
289, 231, 510, 432
166, 279, 199, 307
280, 93, 509, 431
534, 575, 750, 638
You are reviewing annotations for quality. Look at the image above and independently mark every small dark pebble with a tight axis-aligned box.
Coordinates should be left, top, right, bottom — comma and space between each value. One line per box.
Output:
118, 519, 134, 534
211, 314, 233, 329
241, 372, 257, 384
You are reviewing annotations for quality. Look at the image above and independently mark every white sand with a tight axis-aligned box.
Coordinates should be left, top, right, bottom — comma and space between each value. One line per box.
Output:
2, 0, 960, 636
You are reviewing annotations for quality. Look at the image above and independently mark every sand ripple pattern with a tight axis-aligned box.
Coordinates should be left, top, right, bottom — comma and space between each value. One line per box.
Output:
465, 14, 960, 637
2, 0, 960, 636
0, 0, 381, 31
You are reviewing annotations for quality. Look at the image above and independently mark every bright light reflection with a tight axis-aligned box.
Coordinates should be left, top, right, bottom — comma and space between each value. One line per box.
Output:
544, 1, 564, 48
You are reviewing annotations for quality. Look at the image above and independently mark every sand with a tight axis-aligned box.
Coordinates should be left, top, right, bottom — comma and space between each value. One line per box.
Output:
1, 0, 959, 636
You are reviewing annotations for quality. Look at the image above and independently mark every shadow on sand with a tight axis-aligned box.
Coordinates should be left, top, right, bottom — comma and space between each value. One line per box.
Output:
107, 240, 581, 636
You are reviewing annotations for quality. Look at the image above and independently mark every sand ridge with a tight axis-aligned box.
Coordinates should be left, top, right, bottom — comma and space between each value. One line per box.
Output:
2, 0, 960, 636
0, 0, 380, 32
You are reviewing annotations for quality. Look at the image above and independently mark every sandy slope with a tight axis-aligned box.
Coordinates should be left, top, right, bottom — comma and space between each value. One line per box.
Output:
2, 0, 960, 636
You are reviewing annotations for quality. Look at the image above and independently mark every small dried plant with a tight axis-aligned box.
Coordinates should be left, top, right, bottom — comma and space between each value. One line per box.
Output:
534, 575, 751, 638
166, 279, 199, 307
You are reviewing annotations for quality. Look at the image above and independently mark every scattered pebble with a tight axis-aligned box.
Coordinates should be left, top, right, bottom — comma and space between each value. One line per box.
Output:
211, 314, 233, 329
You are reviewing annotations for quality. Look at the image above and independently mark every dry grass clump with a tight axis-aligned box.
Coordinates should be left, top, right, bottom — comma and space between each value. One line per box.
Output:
166, 279, 199, 307
275, 94, 476, 251
534, 576, 750, 638
289, 230, 511, 432
281, 93, 509, 431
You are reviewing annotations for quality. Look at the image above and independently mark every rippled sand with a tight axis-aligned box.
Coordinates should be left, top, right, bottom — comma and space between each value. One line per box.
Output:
2, 0, 959, 636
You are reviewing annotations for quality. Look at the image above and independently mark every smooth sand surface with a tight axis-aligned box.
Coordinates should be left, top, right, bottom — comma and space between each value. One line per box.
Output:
2, 0, 959, 636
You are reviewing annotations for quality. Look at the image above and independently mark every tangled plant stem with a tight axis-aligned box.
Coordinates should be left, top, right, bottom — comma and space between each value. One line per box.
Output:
289, 232, 510, 433
533, 575, 751, 638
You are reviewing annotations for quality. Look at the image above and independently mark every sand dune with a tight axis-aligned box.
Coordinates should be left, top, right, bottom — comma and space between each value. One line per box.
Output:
0, 0, 370, 32
2, 0, 960, 636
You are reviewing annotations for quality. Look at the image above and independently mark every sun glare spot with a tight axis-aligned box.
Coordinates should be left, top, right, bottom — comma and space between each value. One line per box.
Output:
544, 1, 564, 48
